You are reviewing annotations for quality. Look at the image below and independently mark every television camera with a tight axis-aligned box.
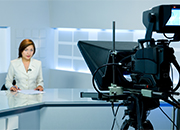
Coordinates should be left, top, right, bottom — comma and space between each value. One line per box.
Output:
78, 5, 180, 130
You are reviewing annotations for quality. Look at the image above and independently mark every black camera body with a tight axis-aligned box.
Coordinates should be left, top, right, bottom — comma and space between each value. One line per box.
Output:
125, 4, 180, 93
130, 40, 174, 92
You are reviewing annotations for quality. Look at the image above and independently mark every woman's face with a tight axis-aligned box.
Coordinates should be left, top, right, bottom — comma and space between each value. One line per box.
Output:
21, 45, 34, 61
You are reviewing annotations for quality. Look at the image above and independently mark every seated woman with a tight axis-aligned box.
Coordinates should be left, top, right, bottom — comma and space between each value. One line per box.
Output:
5, 39, 44, 91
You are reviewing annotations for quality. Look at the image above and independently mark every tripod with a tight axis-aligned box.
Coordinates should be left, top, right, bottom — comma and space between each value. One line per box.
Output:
120, 93, 159, 130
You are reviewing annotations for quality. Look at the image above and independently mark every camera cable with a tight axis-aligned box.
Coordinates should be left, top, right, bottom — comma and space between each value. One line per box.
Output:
92, 62, 128, 98
158, 106, 179, 130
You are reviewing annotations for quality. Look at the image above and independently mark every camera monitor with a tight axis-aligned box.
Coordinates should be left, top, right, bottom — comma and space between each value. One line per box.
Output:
78, 41, 138, 90
143, 5, 180, 33
166, 8, 180, 26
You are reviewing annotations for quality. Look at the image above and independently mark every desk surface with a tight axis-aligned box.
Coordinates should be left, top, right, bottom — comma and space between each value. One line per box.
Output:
0, 88, 173, 117
0, 88, 108, 113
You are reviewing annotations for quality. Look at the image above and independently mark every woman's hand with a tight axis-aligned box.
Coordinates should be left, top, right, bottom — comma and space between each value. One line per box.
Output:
10, 85, 20, 92
34, 86, 43, 91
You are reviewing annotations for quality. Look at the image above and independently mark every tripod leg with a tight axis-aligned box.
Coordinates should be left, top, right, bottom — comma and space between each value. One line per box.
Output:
120, 119, 130, 130
143, 120, 154, 130
131, 95, 144, 130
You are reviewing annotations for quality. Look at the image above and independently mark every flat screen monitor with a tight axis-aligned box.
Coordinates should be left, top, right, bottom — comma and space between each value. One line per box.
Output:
143, 5, 180, 33
78, 41, 138, 91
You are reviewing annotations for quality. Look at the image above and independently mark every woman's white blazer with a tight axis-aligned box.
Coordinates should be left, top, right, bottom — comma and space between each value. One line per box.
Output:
5, 58, 44, 90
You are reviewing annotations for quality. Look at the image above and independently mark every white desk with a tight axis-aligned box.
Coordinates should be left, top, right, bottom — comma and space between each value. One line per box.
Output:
0, 88, 176, 130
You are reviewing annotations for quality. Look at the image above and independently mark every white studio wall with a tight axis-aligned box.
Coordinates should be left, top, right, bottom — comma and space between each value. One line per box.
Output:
0, 27, 10, 73
0, 27, 11, 87
49, 0, 180, 30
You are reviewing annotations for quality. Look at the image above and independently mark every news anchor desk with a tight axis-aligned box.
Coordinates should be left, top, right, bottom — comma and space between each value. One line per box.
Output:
0, 88, 177, 130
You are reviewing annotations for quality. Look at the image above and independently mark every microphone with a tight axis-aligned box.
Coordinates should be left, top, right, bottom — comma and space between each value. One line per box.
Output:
28, 68, 32, 71
12, 79, 16, 86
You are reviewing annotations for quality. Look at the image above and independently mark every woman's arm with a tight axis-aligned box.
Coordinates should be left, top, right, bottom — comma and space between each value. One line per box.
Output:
5, 62, 14, 90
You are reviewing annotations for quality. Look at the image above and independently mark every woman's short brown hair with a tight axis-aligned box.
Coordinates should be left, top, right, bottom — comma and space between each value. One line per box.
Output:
18, 39, 36, 58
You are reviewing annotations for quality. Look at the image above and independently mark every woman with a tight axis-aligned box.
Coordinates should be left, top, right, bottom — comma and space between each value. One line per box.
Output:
5, 39, 44, 91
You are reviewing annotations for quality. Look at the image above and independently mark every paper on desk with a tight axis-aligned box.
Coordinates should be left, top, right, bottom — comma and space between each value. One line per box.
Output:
17, 90, 44, 95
